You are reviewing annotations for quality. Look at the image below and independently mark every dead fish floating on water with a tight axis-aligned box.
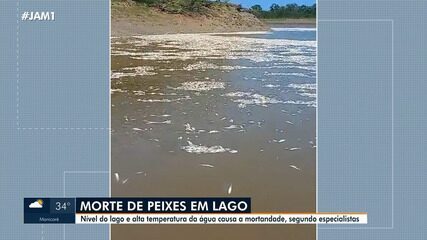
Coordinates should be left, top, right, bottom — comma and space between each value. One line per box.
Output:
200, 164, 215, 168
227, 184, 233, 195
287, 147, 301, 151
264, 84, 280, 88
289, 165, 301, 171
122, 178, 129, 184
136, 171, 147, 176
144, 120, 172, 124
133, 90, 145, 96
272, 139, 286, 143
184, 123, 196, 132
150, 114, 171, 118
181, 141, 238, 154
224, 125, 240, 130
285, 121, 294, 125
132, 128, 143, 131
114, 173, 120, 183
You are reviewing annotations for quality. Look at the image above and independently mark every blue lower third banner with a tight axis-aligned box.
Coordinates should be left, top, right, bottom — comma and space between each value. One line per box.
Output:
24, 197, 251, 224
24, 198, 367, 224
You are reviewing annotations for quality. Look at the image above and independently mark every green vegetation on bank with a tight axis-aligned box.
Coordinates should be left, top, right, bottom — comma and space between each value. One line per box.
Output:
250, 3, 316, 19
114, 0, 315, 19
116, 0, 237, 14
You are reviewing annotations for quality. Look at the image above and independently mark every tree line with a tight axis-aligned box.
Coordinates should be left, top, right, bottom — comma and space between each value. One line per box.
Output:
250, 3, 316, 19
129, 0, 233, 13
118, 0, 315, 18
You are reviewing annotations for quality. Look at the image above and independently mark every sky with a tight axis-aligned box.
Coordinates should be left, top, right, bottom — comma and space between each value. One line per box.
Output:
231, 0, 316, 9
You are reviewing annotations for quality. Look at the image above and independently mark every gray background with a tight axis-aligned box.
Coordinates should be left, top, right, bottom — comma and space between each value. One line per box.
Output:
0, 0, 109, 239
319, 0, 427, 239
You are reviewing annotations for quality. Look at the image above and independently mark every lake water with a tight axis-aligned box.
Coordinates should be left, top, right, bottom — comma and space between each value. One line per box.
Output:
111, 27, 316, 240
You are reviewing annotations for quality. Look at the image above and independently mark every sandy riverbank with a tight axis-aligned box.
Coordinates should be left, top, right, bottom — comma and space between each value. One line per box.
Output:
112, 2, 269, 36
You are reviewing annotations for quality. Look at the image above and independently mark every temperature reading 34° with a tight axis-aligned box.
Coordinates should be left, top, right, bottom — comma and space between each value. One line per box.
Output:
56, 201, 71, 211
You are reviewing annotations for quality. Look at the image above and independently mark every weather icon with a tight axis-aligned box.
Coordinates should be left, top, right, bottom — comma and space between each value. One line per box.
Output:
29, 199, 44, 209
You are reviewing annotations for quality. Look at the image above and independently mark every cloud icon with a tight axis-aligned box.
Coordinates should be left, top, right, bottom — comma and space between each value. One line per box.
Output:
29, 199, 43, 209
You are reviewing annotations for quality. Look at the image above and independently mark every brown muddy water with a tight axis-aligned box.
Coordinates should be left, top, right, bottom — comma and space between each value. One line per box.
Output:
111, 28, 317, 240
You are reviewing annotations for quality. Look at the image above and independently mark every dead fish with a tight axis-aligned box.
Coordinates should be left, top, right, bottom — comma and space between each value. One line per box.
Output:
285, 121, 294, 125
184, 123, 195, 132
200, 164, 215, 168
273, 139, 286, 143
114, 173, 120, 182
150, 114, 171, 117
289, 165, 301, 171
229, 150, 238, 154
122, 178, 129, 184
227, 184, 233, 195
208, 130, 220, 134
145, 120, 171, 124
288, 147, 301, 151
224, 125, 239, 130
136, 171, 147, 176
132, 128, 143, 131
